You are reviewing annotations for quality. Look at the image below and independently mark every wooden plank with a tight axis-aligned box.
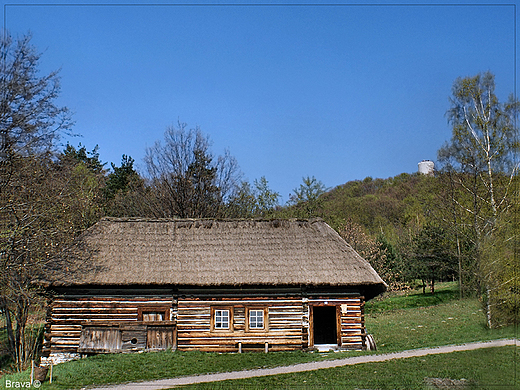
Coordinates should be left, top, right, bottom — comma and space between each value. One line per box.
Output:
177, 338, 303, 346
55, 297, 172, 302
79, 327, 121, 351
53, 307, 138, 313
147, 326, 174, 349
52, 312, 138, 318
47, 331, 81, 338
51, 339, 81, 345
53, 301, 171, 309
337, 305, 342, 346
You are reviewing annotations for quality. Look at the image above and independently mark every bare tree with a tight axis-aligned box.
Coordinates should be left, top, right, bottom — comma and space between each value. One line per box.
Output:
1, 154, 97, 370
0, 32, 74, 371
0, 32, 73, 163
144, 121, 242, 218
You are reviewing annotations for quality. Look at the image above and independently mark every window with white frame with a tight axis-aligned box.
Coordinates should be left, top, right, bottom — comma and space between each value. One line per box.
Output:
214, 309, 230, 329
249, 309, 264, 329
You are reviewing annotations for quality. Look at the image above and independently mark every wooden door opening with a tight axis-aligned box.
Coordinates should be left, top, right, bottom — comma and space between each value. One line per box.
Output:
312, 306, 337, 345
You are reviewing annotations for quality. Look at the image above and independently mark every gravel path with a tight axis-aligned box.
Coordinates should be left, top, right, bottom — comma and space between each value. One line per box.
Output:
89, 339, 517, 390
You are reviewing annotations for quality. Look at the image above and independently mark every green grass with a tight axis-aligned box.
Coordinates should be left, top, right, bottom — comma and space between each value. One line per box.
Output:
365, 282, 461, 314
1, 284, 516, 389
364, 283, 516, 353
1, 350, 343, 390
178, 346, 519, 390
367, 298, 515, 353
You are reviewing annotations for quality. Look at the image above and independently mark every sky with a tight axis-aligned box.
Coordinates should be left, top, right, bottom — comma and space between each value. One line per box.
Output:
2, 1, 517, 203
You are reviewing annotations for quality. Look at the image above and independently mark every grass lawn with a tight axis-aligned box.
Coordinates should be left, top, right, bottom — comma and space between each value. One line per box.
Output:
1, 284, 516, 389
365, 281, 461, 314
367, 299, 516, 353
2, 349, 343, 389
177, 346, 519, 390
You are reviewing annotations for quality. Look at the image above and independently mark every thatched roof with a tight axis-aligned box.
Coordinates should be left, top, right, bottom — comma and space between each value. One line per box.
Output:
51, 218, 387, 299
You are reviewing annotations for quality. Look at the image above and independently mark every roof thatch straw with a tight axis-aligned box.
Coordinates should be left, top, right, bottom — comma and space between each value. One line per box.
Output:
50, 218, 387, 298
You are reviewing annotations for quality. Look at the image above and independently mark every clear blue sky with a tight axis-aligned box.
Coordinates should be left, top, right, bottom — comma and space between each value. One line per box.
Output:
2, 1, 516, 202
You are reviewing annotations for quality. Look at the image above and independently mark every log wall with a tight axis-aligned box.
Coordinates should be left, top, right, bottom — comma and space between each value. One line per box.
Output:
44, 293, 366, 356
176, 298, 306, 352
43, 295, 173, 355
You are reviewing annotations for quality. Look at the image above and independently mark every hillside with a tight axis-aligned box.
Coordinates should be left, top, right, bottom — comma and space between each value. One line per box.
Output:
319, 173, 437, 238
273, 172, 456, 292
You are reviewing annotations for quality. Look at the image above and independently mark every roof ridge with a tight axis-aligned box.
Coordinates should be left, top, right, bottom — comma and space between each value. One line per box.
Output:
100, 217, 324, 223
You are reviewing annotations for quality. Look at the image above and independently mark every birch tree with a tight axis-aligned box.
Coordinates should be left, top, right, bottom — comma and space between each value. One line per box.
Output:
437, 71, 519, 325
439, 72, 518, 237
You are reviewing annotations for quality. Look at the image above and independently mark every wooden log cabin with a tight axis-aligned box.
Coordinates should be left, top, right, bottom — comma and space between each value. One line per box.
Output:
42, 218, 386, 363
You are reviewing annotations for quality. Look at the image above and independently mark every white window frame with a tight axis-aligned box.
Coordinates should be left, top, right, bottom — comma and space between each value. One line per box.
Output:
246, 307, 268, 332
249, 309, 264, 329
214, 309, 230, 330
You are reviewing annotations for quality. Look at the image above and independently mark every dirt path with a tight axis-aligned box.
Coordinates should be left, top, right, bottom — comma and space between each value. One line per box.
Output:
90, 339, 517, 390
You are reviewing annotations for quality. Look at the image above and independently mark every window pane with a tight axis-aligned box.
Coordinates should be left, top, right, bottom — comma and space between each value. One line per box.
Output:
143, 311, 164, 321
249, 310, 264, 329
215, 310, 229, 329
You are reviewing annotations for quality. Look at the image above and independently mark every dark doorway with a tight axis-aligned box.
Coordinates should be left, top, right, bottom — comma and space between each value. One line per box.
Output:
313, 306, 337, 344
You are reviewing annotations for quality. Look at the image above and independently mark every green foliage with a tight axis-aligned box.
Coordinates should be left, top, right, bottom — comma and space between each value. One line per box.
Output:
287, 176, 327, 218
65, 163, 105, 230
60, 143, 105, 173
222, 181, 257, 218
222, 177, 282, 218
253, 176, 280, 217
54, 143, 107, 230
339, 219, 400, 289
185, 149, 221, 217
307, 173, 445, 292
442, 71, 518, 176
103, 155, 154, 217
104, 155, 137, 198
339, 219, 409, 291
321, 173, 435, 239
410, 224, 458, 294
437, 71, 519, 324
480, 203, 520, 327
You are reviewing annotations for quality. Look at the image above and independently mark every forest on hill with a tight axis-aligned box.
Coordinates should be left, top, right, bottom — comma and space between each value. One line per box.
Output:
1, 33, 518, 372
274, 172, 458, 292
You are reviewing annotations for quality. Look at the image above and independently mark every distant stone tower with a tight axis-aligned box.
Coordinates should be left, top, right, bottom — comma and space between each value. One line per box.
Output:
418, 160, 435, 175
